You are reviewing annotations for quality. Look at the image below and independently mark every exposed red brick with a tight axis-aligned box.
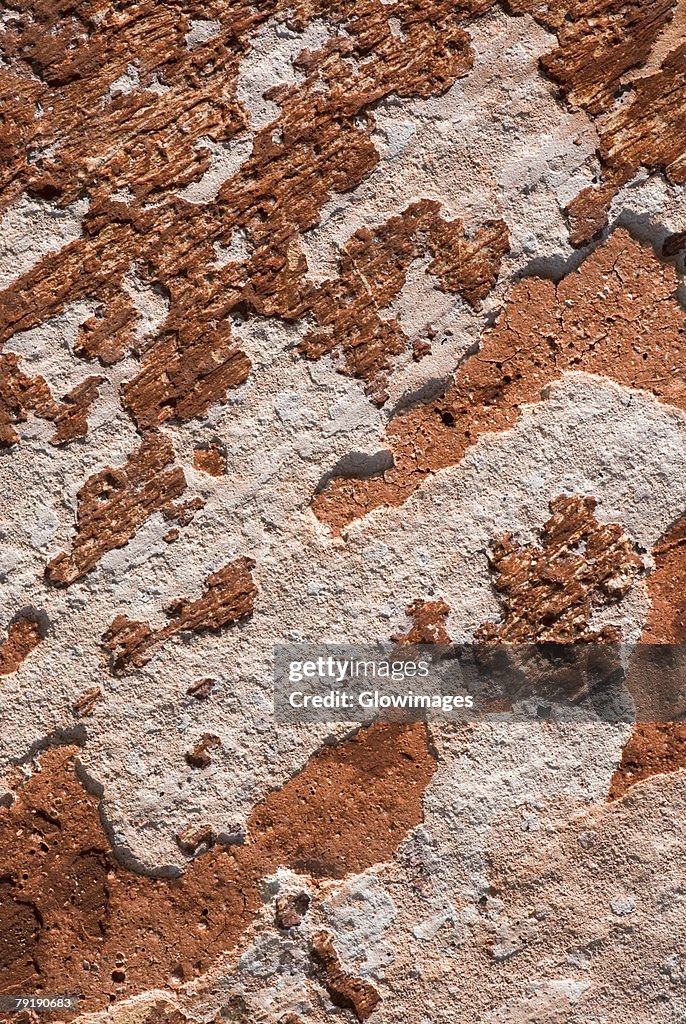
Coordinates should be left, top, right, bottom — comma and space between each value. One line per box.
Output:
102, 557, 256, 673
508, 0, 677, 116
0, 724, 435, 1010
50, 375, 104, 445
566, 40, 686, 245
310, 930, 381, 1021
0, 352, 104, 448
0, 354, 57, 446
643, 513, 686, 644
476, 495, 644, 643
185, 733, 222, 770
610, 511, 686, 799
162, 496, 205, 527
298, 202, 508, 404
0, 614, 45, 676
0, 2, 244, 209
75, 295, 140, 366
0, 880, 41, 994
393, 599, 451, 645
122, 327, 251, 430
609, 723, 686, 800
0, 0, 493, 438
0, 354, 102, 447
192, 445, 226, 476
313, 231, 686, 531
0, 0, 485, 211
45, 433, 187, 586
275, 890, 311, 930
186, 677, 218, 700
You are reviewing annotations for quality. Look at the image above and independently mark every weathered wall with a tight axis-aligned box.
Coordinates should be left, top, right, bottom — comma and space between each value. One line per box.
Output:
1, 1, 686, 1021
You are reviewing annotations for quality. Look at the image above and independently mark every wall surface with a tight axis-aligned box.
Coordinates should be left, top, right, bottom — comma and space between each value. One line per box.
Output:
1, 1, 686, 1021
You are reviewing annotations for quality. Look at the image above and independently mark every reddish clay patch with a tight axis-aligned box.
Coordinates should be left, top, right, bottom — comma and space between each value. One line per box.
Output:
0, 724, 435, 1011
610, 510, 686, 799
643, 513, 686, 644
192, 445, 226, 476
0, 614, 45, 676
102, 557, 256, 673
476, 495, 644, 643
45, 434, 187, 586
310, 930, 381, 1021
394, 599, 452, 645
609, 723, 686, 800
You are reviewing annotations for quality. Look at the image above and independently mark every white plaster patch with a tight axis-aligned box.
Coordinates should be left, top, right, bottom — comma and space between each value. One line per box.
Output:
122, 264, 171, 341
147, 73, 170, 96
185, 18, 221, 49
213, 228, 253, 268
0, 195, 88, 290
379, 255, 460, 340
321, 872, 397, 977
5, 300, 101, 395
424, 719, 633, 906
237, 17, 333, 131
609, 173, 686, 266
108, 63, 140, 98
176, 136, 254, 205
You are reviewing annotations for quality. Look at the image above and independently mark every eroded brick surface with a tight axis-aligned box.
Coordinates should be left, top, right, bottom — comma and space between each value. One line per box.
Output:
0, 0, 506, 437
313, 230, 686, 531
310, 931, 381, 1021
45, 434, 188, 586
0, 613, 45, 677
476, 495, 644, 643
609, 724, 686, 800
297, 203, 508, 404
0, 724, 435, 1011
0, 353, 103, 447
393, 599, 452, 645
102, 557, 256, 672
192, 444, 226, 476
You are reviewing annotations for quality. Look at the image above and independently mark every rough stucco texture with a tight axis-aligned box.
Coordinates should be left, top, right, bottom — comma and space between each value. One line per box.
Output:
1, 1, 686, 1021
